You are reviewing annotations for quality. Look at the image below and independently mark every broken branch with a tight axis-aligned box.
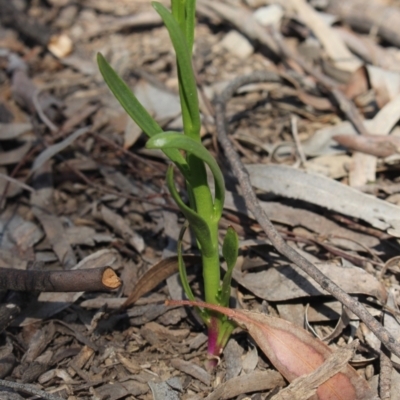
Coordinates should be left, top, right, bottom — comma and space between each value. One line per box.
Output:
0, 266, 121, 292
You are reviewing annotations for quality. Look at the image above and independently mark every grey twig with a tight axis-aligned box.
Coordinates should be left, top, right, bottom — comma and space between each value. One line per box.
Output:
379, 348, 392, 400
0, 267, 121, 292
214, 71, 400, 358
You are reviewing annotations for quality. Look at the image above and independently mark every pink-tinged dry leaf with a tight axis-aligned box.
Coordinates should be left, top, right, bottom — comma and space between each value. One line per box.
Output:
333, 134, 400, 158
166, 300, 377, 400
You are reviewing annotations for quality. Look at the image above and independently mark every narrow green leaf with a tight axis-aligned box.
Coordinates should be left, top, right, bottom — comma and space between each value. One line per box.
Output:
222, 226, 239, 270
219, 226, 239, 307
97, 53, 160, 137
166, 165, 214, 257
97, 53, 188, 172
177, 221, 209, 322
152, 2, 201, 140
171, 0, 186, 38
177, 221, 196, 302
147, 132, 225, 219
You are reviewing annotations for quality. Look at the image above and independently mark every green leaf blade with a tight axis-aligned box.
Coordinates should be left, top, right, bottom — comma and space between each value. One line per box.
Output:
97, 53, 160, 137
151, 2, 201, 140
166, 165, 214, 257
97, 53, 187, 170
219, 226, 239, 307
185, 0, 196, 53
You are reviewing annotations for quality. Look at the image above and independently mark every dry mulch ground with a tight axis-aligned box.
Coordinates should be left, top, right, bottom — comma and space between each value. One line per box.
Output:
1, 0, 400, 399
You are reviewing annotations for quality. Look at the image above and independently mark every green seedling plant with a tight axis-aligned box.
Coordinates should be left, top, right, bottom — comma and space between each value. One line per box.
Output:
97, 0, 239, 365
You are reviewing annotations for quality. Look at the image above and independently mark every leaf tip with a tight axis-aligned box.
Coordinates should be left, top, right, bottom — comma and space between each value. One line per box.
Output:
151, 1, 162, 11
96, 52, 105, 64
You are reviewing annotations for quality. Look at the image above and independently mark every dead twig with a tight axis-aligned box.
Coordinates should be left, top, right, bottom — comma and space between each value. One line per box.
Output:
214, 71, 400, 359
0, 266, 120, 292
379, 348, 392, 400
0, 173, 35, 193
290, 115, 306, 167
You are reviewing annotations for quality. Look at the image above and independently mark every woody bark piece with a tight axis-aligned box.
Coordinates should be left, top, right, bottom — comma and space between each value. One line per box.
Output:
17, 249, 120, 326
31, 162, 77, 269
0, 267, 120, 292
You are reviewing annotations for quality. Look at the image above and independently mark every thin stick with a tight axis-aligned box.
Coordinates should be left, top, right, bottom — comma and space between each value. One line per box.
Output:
0, 172, 35, 193
290, 115, 306, 167
33, 88, 58, 133
214, 71, 400, 358
379, 348, 392, 400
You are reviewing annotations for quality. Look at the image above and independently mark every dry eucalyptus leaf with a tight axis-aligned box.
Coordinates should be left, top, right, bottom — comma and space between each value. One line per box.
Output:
224, 190, 379, 248
246, 164, 400, 233
232, 262, 387, 303
31, 126, 90, 173
0, 123, 32, 140
0, 142, 32, 166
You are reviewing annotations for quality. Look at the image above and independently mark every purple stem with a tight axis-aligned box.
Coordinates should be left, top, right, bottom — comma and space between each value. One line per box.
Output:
206, 315, 222, 369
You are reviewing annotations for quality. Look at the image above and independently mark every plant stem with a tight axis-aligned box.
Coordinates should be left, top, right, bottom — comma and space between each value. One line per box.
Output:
201, 228, 220, 306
